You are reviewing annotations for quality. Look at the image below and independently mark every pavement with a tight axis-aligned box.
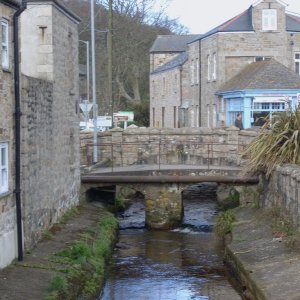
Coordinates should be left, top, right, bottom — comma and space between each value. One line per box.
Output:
1, 202, 299, 299
0, 203, 108, 300
225, 207, 300, 300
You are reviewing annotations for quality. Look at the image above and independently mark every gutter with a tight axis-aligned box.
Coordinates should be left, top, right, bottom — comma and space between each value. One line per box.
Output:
13, 0, 27, 261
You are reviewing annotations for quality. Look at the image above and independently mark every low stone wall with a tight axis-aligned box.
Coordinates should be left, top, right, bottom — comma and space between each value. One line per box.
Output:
261, 164, 300, 228
80, 127, 257, 168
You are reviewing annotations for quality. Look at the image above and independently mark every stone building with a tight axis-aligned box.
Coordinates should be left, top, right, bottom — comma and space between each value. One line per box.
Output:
150, 0, 300, 129
150, 35, 200, 128
0, 0, 81, 269
0, 0, 21, 270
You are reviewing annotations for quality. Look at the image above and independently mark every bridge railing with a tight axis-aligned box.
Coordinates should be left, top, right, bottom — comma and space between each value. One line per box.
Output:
83, 141, 247, 172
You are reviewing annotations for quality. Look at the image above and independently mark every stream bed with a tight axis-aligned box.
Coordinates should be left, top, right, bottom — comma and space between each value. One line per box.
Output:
98, 184, 242, 300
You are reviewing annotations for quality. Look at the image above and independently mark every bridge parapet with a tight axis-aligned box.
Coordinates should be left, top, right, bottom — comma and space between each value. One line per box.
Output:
80, 127, 258, 172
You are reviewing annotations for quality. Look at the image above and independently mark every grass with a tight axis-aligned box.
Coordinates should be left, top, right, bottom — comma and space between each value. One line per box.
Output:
44, 212, 118, 300
214, 210, 236, 237
59, 207, 79, 225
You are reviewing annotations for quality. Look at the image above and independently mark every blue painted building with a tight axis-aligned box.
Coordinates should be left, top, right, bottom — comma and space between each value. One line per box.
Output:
216, 59, 300, 129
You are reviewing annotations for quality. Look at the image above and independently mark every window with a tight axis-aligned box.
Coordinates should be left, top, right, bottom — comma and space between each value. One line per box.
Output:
0, 143, 8, 194
295, 53, 300, 75
152, 108, 155, 127
163, 77, 166, 95
1, 19, 9, 69
255, 56, 271, 62
262, 9, 277, 31
190, 60, 195, 85
173, 106, 177, 128
162, 107, 165, 128
195, 58, 199, 84
212, 53, 217, 80
207, 55, 211, 81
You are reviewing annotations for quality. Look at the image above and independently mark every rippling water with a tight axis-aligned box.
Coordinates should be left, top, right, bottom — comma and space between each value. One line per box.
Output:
99, 185, 242, 300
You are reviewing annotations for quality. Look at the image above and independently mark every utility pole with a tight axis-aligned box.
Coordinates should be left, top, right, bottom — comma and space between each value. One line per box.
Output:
108, 0, 113, 120
79, 40, 90, 103
91, 0, 98, 163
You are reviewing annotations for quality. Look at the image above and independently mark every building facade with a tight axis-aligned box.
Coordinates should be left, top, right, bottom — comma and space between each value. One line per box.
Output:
0, 0, 81, 269
20, 0, 81, 248
0, 0, 20, 269
150, 0, 300, 129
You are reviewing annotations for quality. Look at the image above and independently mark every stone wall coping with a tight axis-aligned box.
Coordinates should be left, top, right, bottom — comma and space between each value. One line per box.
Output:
79, 127, 258, 139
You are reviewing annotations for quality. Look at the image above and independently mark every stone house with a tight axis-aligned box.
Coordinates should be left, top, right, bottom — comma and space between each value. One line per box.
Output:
150, 0, 300, 129
0, 0, 21, 270
0, 0, 81, 269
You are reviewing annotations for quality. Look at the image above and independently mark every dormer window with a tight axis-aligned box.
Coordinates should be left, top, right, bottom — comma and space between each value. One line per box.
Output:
262, 9, 277, 31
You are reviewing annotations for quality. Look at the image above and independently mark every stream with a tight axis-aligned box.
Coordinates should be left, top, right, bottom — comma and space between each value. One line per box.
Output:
98, 184, 242, 300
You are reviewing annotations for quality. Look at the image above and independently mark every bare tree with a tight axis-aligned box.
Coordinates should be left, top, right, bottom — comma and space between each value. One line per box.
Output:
63, 0, 187, 113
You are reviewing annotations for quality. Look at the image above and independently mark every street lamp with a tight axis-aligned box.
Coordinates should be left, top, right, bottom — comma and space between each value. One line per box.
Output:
91, 0, 97, 163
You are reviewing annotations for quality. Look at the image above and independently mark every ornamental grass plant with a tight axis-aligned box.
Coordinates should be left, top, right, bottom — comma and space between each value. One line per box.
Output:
243, 106, 300, 178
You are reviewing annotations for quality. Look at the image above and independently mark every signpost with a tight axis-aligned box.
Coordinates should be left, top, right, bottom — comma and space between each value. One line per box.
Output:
113, 111, 134, 129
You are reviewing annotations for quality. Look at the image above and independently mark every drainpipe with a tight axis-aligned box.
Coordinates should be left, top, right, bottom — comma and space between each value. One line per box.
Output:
13, 0, 27, 261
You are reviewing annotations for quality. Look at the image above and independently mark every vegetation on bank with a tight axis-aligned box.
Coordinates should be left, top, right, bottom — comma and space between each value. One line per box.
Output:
243, 107, 300, 177
44, 211, 118, 300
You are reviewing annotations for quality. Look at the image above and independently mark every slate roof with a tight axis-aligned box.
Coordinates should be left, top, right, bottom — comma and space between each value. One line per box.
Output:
151, 52, 188, 75
2, 0, 20, 9
286, 13, 300, 32
150, 35, 201, 53
217, 59, 300, 93
190, 7, 300, 43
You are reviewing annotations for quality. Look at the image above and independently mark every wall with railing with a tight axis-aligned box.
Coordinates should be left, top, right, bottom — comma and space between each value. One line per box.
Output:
80, 127, 258, 171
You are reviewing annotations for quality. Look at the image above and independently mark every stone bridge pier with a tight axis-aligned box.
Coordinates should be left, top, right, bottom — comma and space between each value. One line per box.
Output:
81, 182, 189, 230
130, 183, 185, 230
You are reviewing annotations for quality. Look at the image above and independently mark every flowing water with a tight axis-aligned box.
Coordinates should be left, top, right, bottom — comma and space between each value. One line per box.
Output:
99, 184, 242, 300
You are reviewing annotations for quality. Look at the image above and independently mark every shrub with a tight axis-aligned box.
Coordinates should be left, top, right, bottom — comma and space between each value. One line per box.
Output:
243, 107, 300, 177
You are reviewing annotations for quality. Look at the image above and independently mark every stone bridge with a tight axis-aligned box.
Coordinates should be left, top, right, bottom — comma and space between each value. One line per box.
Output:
81, 167, 258, 229
80, 127, 258, 229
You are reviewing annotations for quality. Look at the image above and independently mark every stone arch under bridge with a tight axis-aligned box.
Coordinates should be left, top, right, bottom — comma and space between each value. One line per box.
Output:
81, 180, 259, 229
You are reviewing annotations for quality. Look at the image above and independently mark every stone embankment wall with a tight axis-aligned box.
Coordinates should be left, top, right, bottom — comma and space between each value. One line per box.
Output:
261, 164, 300, 228
80, 127, 258, 168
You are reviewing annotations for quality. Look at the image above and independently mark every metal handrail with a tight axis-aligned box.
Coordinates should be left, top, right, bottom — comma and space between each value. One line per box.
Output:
83, 141, 242, 171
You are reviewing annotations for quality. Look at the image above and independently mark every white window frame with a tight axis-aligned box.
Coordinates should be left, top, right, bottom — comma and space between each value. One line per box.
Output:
0, 143, 8, 194
1, 19, 9, 69
262, 9, 277, 31
295, 52, 300, 75
207, 55, 211, 81
212, 53, 217, 80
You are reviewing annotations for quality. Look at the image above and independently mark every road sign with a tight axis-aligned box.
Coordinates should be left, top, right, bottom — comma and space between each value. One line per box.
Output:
114, 115, 129, 122
79, 101, 93, 114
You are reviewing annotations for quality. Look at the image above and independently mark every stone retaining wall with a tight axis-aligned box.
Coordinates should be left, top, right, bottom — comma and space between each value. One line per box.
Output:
261, 164, 300, 228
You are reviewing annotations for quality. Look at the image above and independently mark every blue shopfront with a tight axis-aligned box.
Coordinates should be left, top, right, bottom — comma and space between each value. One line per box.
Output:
216, 89, 300, 129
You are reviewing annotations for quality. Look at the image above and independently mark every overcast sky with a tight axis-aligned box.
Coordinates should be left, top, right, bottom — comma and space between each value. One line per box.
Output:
162, 0, 300, 34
